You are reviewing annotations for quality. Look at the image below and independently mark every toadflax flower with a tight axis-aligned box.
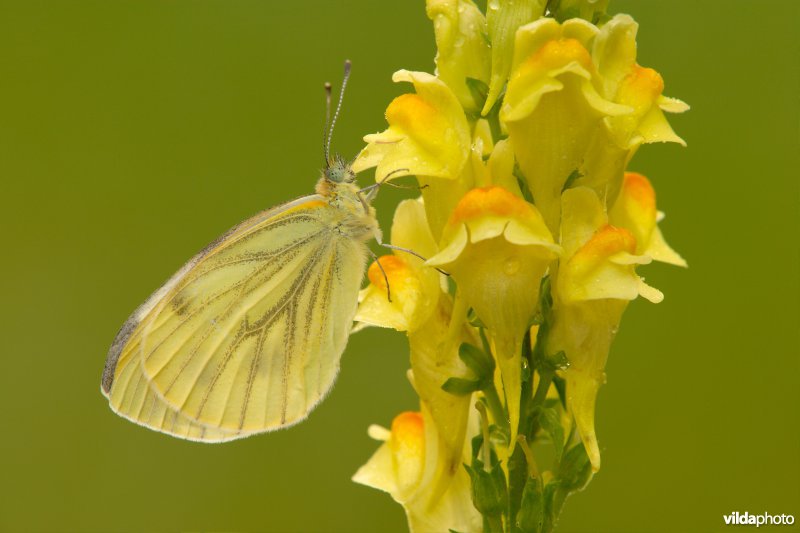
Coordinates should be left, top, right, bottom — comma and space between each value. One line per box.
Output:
353, 70, 473, 240
427, 186, 561, 445
547, 186, 664, 471
353, 407, 482, 532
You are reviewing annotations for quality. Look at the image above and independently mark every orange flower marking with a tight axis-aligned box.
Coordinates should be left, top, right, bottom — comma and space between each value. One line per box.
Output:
386, 94, 441, 145
390, 411, 425, 489
622, 172, 656, 212
618, 66, 664, 107
575, 225, 637, 262
449, 186, 534, 226
391, 411, 425, 446
367, 255, 411, 291
526, 38, 593, 76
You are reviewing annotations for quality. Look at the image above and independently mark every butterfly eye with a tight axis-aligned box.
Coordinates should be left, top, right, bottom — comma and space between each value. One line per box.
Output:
325, 157, 356, 183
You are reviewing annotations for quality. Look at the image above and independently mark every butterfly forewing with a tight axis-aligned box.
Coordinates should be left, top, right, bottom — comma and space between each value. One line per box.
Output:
103, 195, 369, 441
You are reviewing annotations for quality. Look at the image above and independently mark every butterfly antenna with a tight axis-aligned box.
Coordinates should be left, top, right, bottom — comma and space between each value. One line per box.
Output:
325, 59, 352, 166
323, 82, 332, 164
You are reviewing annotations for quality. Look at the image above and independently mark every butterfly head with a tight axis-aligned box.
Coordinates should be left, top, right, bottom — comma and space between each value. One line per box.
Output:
324, 154, 356, 183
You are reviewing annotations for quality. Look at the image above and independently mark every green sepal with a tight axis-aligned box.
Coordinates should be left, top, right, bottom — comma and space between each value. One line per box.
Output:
541, 482, 559, 532
514, 163, 536, 204
471, 434, 499, 465
561, 169, 583, 192
459, 342, 496, 380
516, 476, 545, 533
557, 443, 593, 493
506, 445, 529, 526
545, 350, 569, 372
465, 460, 509, 518
489, 424, 510, 449
467, 307, 488, 328
466, 77, 490, 110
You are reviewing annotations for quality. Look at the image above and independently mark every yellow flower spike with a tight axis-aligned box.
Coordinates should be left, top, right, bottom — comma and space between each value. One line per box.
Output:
609, 172, 687, 267
353, 407, 482, 533
428, 186, 561, 446
501, 18, 631, 233
353, 70, 470, 183
549, 186, 662, 472
482, 0, 548, 115
426, 0, 491, 111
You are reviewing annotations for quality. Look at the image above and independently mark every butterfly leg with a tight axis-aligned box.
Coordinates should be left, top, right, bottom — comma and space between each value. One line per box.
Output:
378, 243, 450, 276
359, 168, 413, 204
367, 248, 392, 303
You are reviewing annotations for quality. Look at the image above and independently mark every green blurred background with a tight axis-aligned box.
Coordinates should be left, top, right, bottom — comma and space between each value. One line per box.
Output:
0, 1, 797, 531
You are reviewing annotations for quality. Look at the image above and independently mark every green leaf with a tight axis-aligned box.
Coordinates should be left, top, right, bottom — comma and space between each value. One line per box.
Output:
459, 342, 495, 379
538, 408, 565, 464
442, 377, 483, 396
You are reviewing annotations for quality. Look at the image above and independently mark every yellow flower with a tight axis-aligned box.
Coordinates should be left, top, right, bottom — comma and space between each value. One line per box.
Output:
356, 198, 441, 333
548, 186, 661, 471
353, 70, 474, 240
500, 17, 630, 233
482, 0, 547, 115
579, 14, 689, 204
426, 0, 491, 111
609, 172, 686, 267
353, 408, 482, 533
354, 70, 470, 182
428, 186, 561, 445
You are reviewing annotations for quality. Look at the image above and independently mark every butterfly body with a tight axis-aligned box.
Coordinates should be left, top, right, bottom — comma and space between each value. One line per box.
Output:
101, 169, 380, 442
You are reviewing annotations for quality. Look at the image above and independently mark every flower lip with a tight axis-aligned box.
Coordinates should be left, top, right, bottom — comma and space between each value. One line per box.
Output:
450, 186, 535, 226
391, 411, 425, 447
575, 224, 637, 261
622, 66, 665, 101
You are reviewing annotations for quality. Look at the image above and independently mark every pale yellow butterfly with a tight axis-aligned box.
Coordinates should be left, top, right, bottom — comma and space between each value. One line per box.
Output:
101, 61, 393, 442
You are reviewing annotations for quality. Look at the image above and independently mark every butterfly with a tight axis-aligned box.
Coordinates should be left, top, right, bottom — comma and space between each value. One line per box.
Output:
101, 61, 394, 442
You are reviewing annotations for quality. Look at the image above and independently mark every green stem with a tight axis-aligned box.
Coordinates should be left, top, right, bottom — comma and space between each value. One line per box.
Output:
531, 369, 553, 409
476, 402, 492, 468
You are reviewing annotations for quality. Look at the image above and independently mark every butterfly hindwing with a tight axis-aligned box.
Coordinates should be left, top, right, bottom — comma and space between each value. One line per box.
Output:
102, 195, 368, 441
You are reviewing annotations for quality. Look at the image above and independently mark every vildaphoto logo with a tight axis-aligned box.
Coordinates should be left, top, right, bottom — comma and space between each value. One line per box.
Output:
723, 512, 795, 527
